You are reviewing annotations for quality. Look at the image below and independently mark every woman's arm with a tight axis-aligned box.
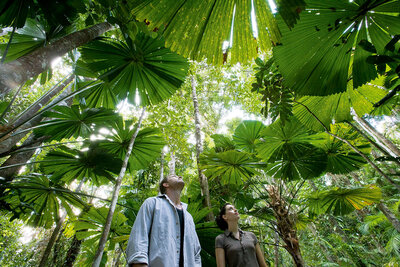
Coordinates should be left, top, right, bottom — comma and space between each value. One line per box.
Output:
215, 248, 226, 267
255, 243, 268, 267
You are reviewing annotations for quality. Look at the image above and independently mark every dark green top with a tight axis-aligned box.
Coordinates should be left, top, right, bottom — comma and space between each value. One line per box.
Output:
215, 229, 259, 267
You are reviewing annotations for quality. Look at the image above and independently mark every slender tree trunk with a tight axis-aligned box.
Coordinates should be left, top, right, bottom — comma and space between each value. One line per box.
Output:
190, 76, 213, 221
0, 75, 74, 154
159, 149, 164, 182
377, 202, 400, 233
354, 114, 400, 158
168, 151, 176, 176
64, 235, 82, 267
112, 248, 123, 267
274, 227, 280, 267
347, 121, 400, 167
38, 213, 67, 267
266, 185, 305, 267
38, 179, 85, 267
0, 22, 112, 96
92, 108, 146, 267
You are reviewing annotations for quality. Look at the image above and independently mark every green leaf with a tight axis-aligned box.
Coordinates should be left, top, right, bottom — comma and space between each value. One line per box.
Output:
307, 186, 382, 216
130, 0, 279, 65
40, 145, 122, 185
0, 0, 34, 28
293, 80, 387, 132
211, 134, 236, 152
98, 119, 165, 171
233, 120, 266, 153
275, 0, 306, 29
34, 105, 119, 141
79, 34, 189, 106
319, 123, 370, 174
4, 174, 85, 228
274, 0, 400, 96
200, 150, 263, 185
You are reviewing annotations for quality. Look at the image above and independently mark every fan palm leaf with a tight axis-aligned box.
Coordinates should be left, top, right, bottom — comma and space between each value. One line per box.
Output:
200, 150, 263, 185
34, 105, 119, 141
40, 145, 122, 185
130, 0, 280, 65
274, 0, 400, 96
4, 174, 85, 228
79, 33, 189, 106
98, 118, 165, 171
307, 185, 382, 216
293, 79, 387, 132
233, 120, 266, 153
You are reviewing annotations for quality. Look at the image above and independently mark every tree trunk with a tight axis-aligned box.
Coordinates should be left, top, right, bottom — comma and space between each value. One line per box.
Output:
92, 108, 146, 267
168, 151, 176, 176
0, 22, 112, 96
64, 235, 83, 267
0, 75, 74, 154
266, 185, 305, 267
377, 202, 400, 233
38, 179, 85, 267
274, 227, 280, 267
38, 213, 67, 267
354, 114, 400, 158
347, 121, 400, 167
190, 76, 214, 221
0, 84, 73, 182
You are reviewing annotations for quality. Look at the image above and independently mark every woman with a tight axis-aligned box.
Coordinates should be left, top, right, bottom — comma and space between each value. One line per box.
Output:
215, 203, 268, 267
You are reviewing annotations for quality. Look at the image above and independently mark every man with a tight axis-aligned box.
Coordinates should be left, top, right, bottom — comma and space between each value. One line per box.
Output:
126, 174, 202, 267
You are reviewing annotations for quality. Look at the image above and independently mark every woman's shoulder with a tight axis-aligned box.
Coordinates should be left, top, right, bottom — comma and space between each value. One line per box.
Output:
215, 233, 226, 240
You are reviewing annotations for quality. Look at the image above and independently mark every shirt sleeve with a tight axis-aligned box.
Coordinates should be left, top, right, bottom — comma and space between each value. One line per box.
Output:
126, 198, 156, 265
250, 231, 258, 245
194, 231, 202, 267
215, 234, 224, 248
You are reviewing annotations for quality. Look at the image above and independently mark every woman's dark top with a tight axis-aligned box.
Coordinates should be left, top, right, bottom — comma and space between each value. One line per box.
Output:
215, 229, 259, 267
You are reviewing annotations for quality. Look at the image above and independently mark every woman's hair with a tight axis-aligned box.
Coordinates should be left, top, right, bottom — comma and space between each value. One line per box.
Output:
216, 203, 231, 230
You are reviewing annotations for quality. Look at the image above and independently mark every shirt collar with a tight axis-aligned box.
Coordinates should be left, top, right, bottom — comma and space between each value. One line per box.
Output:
158, 194, 188, 210
224, 228, 243, 237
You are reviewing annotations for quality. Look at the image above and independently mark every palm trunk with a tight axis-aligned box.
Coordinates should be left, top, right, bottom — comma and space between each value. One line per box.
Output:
354, 114, 400, 158
347, 121, 400, 166
64, 235, 83, 267
38, 179, 85, 267
0, 75, 74, 154
377, 202, 400, 233
92, 107, 146, 267
274, 227, 280, 267
190, 76, 213, 221
38, 213, 67, 267
266, 185, 305, 267
0, 84, 73, 182
0, 22, 112, 96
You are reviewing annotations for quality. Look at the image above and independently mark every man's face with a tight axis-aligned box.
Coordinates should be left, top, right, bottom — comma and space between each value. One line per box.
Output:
165, 174, 185, 190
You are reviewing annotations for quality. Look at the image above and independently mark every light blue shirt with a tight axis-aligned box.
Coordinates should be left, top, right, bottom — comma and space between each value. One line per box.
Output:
126, 195, 202, 267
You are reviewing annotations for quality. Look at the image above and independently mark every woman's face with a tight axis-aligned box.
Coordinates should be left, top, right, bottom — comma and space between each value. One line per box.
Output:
222, 204, 239, 222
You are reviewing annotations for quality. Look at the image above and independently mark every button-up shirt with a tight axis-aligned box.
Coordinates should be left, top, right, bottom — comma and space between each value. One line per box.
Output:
126, 195, 201, 267
215, 229, 259, 267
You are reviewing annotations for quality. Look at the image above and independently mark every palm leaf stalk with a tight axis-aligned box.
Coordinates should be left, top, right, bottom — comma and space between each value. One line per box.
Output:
92, 107, 146, 267
0, 74, 74, 155
0, 22, 112, 96
294, 100, 400, 191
